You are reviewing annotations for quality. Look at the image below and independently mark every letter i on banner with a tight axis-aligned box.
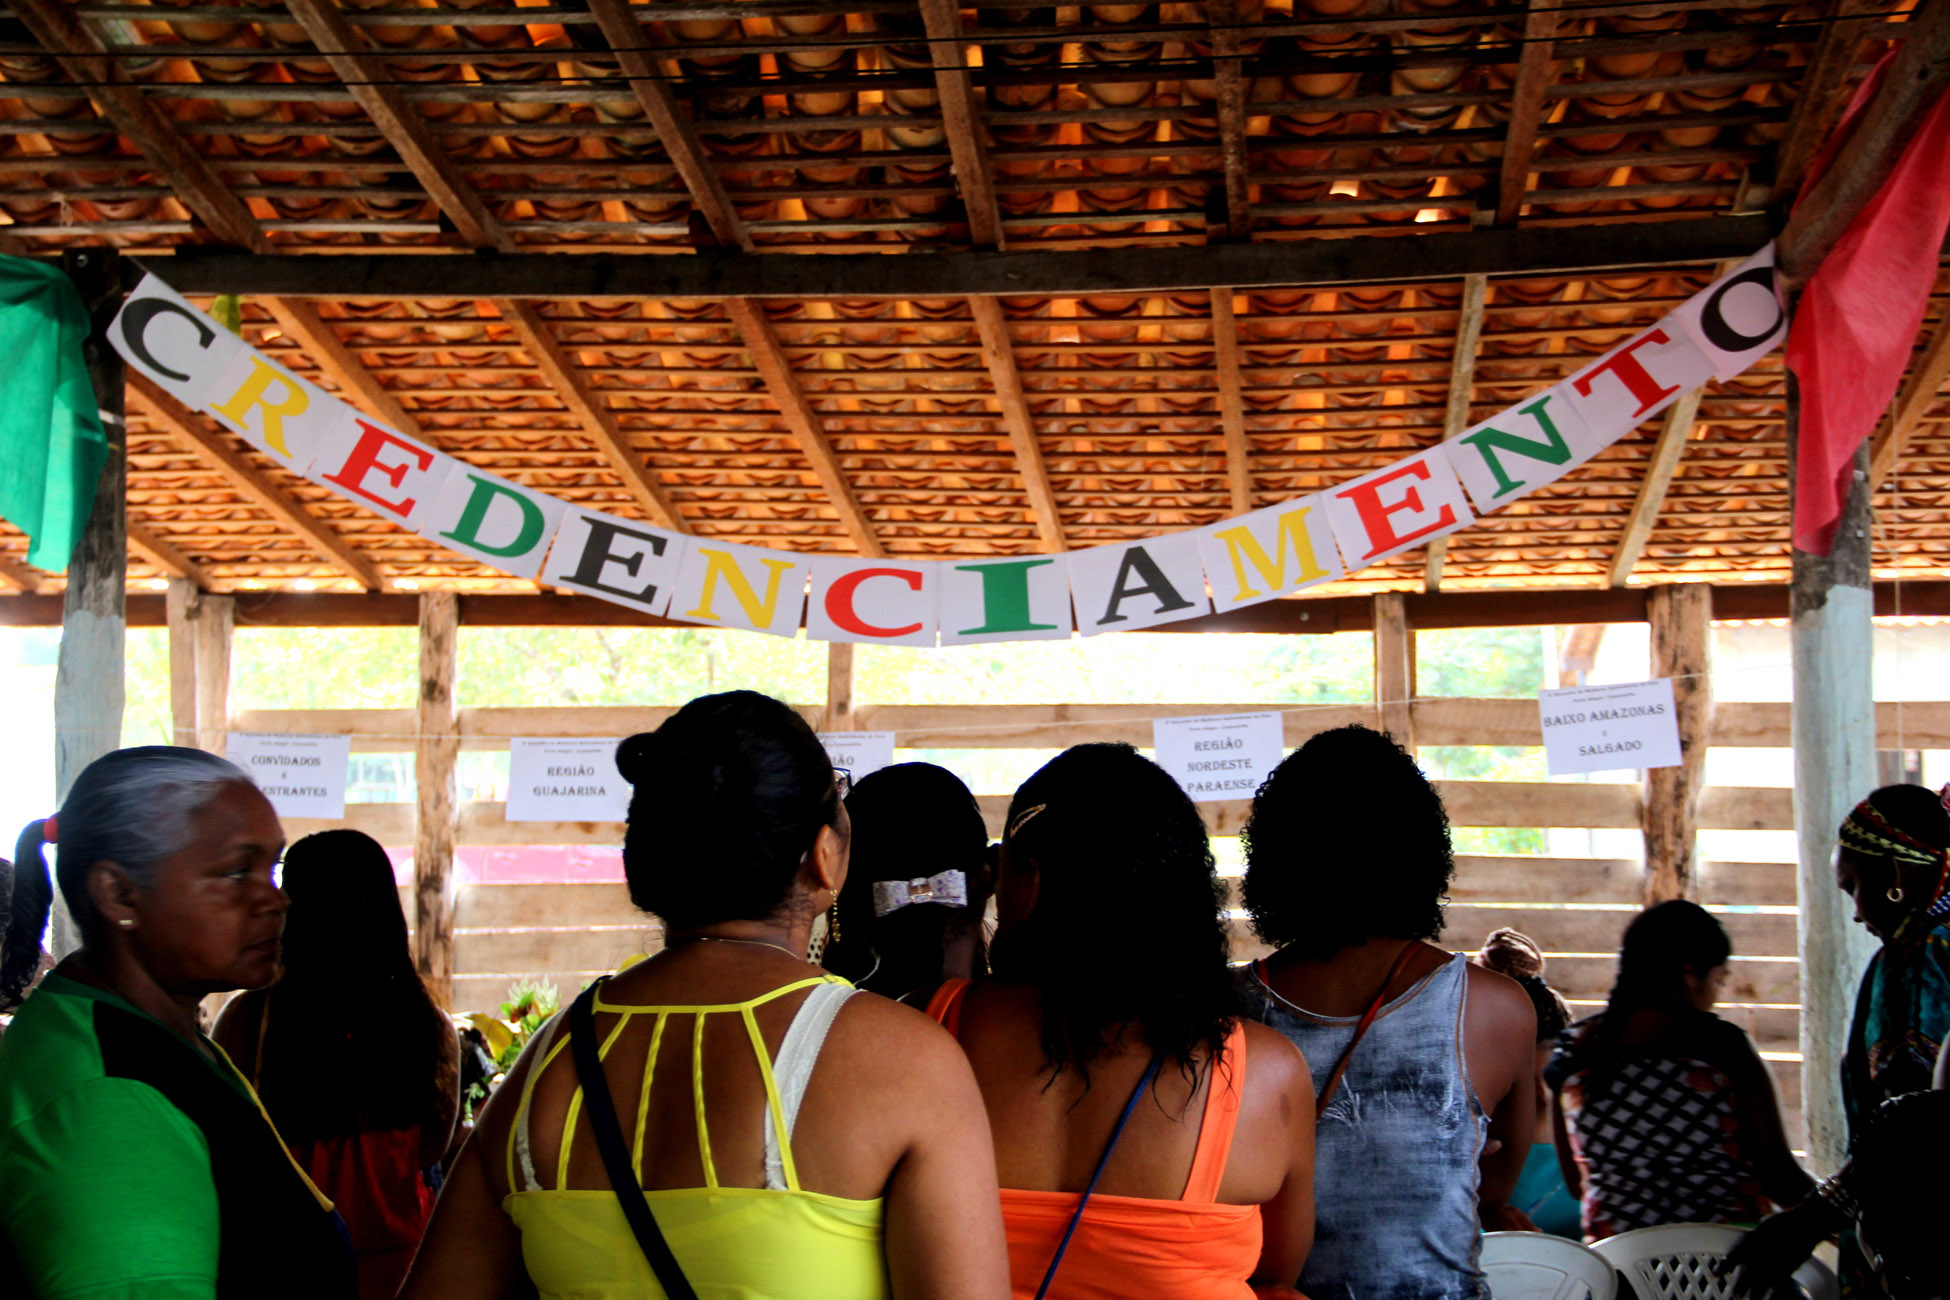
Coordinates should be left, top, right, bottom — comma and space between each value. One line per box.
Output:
1664, 244, 1788, 381
938, 555, 1075, 645
806, 558, 940, 646
1324, 444, 1476, 570
540, 506, 690, 617
666, 539, 809, 636
1195, 497, 1342, 614
1067, 533, 1212, 634
314, 419, 461, 534
426, 470, 568, 580
110, 274, 247, 409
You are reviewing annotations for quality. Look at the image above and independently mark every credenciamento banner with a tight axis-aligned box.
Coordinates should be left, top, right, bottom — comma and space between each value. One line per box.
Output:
111, 249, 1786, 646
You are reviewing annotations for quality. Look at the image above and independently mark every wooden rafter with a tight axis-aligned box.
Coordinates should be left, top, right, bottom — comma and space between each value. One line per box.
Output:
969, 296, 1065, 550
260, 298, 426, 438
491, 301, 685, 532
1771, 0, 1884, 202
919, 0, 1005, 248
1606, 386, 1707, 588
722, 299, 884, 558
1495, 0, 1564, 226
127, 521, 215, 591
126, 374, 387, 592
1423, 273, 1490, 591
0, 555, 42, 594
1209, 0, 1253, 239
1869, 312, 1950, 489
1210, 287, 1253, 515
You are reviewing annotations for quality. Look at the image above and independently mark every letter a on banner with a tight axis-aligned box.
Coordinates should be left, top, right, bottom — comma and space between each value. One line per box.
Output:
806, 558, 940, 646
1448, 386, 1602, 513
1068, 533, 1212, 634
938, 555, 1073, 645
1666, 245, 1787, 381
427, 470, 567, 579
1325, 445, 1475, 568
1196, 497, 1342, 614
667, 539, 808, 637
541, 506, 689, 617
112, 274, 245, 409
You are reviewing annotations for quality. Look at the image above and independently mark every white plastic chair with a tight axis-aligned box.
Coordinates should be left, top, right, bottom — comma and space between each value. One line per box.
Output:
1482, 1230, 1619, 1300
1589, 1223, 1839, 1300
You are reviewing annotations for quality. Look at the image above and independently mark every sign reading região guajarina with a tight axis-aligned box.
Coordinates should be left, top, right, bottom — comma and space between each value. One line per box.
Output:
110, 246, 1787, 646
1151, 711, 1285, 803
506, 737, 631, 823
226, 732, 351, 820
1537, 678, 1683, 777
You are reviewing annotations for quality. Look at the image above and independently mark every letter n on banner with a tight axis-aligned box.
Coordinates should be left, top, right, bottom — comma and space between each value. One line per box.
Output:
110, 274, 245, 409
1665, 244, 1787, 381
541, 506, 689, 617
938, 555, 1073, 645
1324, 445, 1475, 569
806, 558, 939, 646
1447, 386, 1602, 514
426, 470, 567, 579
314, 419, 460, 534
1067, 533, 1212, 635
666, 539, 808, 636
1563, 323, 1715, 443
1194, 497, 1342, 614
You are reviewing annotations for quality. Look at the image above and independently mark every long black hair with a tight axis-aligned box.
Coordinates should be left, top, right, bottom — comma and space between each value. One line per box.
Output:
823, 762, 990, 995
1564, 899, 1731, 1092
991, 743, 1236, 1090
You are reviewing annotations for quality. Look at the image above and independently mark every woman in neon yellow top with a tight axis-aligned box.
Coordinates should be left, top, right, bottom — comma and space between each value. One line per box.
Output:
402, 691, 1011, 1300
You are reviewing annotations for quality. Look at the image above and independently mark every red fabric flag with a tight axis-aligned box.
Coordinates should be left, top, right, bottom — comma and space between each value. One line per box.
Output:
1786, 61, 1950, 555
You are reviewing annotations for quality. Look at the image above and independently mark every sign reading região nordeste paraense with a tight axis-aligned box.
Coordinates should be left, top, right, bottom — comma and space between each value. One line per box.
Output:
112, 249, 1788, 646
1151, 711, 1285, 803
505, 737, 631, 822
227, 732, 351, 820
819, 731, 896, 782
1537, 678, 1683, 777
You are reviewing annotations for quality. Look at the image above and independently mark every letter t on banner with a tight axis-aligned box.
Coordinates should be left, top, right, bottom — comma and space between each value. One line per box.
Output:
1324, 445, 1475, 569
806, 558, 940, 646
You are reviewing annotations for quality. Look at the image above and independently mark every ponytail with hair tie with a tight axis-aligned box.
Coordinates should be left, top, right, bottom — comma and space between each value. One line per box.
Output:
1, 819, 55, 1010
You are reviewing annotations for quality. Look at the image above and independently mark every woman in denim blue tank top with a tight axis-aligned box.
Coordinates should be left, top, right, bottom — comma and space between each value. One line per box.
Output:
1234, 726, 1539, 1300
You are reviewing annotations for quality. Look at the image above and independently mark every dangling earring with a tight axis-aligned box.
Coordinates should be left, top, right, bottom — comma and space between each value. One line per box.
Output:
1887, 885, 1906, 904
828, 901, 842, 947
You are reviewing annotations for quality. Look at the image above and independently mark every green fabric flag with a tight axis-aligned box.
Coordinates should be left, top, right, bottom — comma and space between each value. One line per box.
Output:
0, 255, 108, 572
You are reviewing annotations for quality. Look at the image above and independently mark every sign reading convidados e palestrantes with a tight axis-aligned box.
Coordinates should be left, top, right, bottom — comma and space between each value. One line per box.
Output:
1151, 711, 1285, 802
227, 732, 351, 819
1537, 678, 1683, 777
506, 737, 631, 822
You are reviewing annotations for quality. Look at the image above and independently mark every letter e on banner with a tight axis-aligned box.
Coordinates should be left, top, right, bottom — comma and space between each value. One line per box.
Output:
316, 419, 459, 532
1195, 497, 1343, 613
540, 506, 689, 617
666, 539, 808, 636
1563, 325, 1715, 442
806, 558, 940, 646
938, 555, 1073, 645
1666, 244, 1787, 381
1325, 445, 1475, 569
111, 275, 245, 409
1067, 533, 1212, 635
428, 470, 567, 579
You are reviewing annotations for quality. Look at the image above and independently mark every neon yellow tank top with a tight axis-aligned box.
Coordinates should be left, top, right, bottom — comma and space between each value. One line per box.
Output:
503, 975, 890, 1300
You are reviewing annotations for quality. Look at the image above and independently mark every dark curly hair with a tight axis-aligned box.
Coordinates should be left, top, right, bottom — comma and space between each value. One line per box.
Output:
1241, 724, 1453, 960
615, 691, 842, 930
991, 743, 1236, 1091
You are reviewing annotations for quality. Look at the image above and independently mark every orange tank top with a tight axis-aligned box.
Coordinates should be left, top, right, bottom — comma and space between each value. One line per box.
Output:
926, 980, 1263, 1300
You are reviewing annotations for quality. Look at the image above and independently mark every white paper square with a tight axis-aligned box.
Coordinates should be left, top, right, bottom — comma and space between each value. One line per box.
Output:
820, 731, 896, 782
425, 469, 568, 579
805, 558, 940, 647
1325, 445, 1476, 570
1666, 245, 1787, 381
665, 539, 808, 636
313, 427, 461, 534
1563, 324, 1716, 441
1152, 711, 1284, 802
506, 738, 631, 822
1538, 678, 1683, 777
1194, 496, 1343, 614
202, 348, 348, 474
1067, 533, 1213, 635
111, 275, 245, 410
938, 555, 1074, 645
1448, 386, 1603, 514
228, 732, 350, 820
540, 507, 688, 617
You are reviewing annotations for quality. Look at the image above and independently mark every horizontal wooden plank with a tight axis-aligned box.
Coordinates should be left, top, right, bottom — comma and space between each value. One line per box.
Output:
454, 925, 662, 975
455, 882, 640, 931
1540, 954, 1798, 1004
1436, 905, 1795, 961
1228, 857, 1794, 909
233, 708, 414, 750
1697, 785, 1795, 831
283, 803, 413, 841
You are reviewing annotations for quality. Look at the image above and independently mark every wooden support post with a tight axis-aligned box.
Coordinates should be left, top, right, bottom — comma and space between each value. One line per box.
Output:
166, 580, 234, 754
414, 592, 460, 1008
1374, 592, 1414, 747
166, 579, 197, 748
1643, 584, 1713, 904
1425, 273, 1489, 591
825, 641, 856, 733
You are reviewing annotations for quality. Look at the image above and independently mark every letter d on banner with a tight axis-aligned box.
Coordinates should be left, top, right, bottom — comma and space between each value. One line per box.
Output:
428, 470, 568, 579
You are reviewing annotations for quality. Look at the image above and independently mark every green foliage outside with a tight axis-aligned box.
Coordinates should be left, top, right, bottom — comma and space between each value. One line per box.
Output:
1416, 626, 1550, 855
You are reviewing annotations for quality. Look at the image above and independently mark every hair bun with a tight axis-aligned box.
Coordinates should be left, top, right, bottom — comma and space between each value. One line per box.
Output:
615, 732, 663, 786
1477, 927, 1545, 980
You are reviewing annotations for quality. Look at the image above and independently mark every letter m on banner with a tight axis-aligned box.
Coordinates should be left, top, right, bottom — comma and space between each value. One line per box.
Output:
1194, 498, 1343, 613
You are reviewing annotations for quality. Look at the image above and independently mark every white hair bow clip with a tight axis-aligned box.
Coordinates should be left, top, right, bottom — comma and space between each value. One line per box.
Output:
871, 870, 969, 917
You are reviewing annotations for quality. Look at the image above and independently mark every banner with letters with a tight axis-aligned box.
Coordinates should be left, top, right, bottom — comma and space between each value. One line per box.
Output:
114, 246, 1787, 646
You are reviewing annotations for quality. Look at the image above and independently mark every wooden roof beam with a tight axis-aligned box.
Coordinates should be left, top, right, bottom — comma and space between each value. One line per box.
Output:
721, 299, 883, 558
490, 301, 686, 532
126, 374, 388, 592
919, 0, 1005, 248
969, 296, 1065, 550
1211, 287, 1254, 515
127, 521, 216, 591
1424, 272, 1489, 591
0, 556, 42, 594
1869, 312, 1950, 490
1606, 387, 1707, 588
259, 298, 427, 438
1494, 0, 1564, 226
583, 0, 752, 252
1210, 0, 1253, 239
1769, 0, 1885, 203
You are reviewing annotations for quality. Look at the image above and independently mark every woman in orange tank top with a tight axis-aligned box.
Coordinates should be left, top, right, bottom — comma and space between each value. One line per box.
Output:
927, 743, 1316, 1300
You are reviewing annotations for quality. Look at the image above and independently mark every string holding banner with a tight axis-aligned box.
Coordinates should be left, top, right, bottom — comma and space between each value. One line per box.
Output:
111, 246, 1787, 647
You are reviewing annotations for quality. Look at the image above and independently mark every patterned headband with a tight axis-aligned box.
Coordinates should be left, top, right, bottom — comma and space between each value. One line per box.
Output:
1840, 795, 1948, 870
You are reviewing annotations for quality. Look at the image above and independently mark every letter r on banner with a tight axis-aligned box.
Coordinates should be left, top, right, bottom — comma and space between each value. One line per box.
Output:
1324, 445, 1475, 568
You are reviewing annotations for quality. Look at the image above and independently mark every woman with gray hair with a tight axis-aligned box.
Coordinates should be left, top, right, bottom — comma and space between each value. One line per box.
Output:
0, 746, 355, 1299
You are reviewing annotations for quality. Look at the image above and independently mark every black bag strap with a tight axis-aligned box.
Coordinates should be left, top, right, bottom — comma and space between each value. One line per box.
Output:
566, 980, 701, 1300
1033, 1053, 1164, 1300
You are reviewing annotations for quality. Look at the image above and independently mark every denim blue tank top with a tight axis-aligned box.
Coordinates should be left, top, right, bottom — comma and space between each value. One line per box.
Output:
1237, 953, 1488, 1300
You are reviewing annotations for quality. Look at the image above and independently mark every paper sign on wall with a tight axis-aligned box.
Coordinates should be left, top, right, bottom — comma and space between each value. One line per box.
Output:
506, 737, 631, 822
820, 731, 896, 783
1151, 711, 1285, 803
228, 732, 351, 820
1538, 678, 1683, 776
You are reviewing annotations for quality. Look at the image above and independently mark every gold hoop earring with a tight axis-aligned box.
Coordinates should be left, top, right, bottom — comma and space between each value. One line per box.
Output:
1887, 886, 1906, 904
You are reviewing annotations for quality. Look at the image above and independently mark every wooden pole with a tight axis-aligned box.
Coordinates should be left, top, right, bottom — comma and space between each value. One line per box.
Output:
166, 579, 197, 748
825, 641, 856, 733
1643, 584, 1714, 904
414, 591, 459, 1007
1374, 593, 1414, 747
194, 596, 233, 755
1788, 383, 1881, 1176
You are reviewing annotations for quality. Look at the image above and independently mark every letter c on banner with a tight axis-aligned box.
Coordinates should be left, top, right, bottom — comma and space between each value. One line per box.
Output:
826, 567, 925, 638
118, 297, 215, 382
